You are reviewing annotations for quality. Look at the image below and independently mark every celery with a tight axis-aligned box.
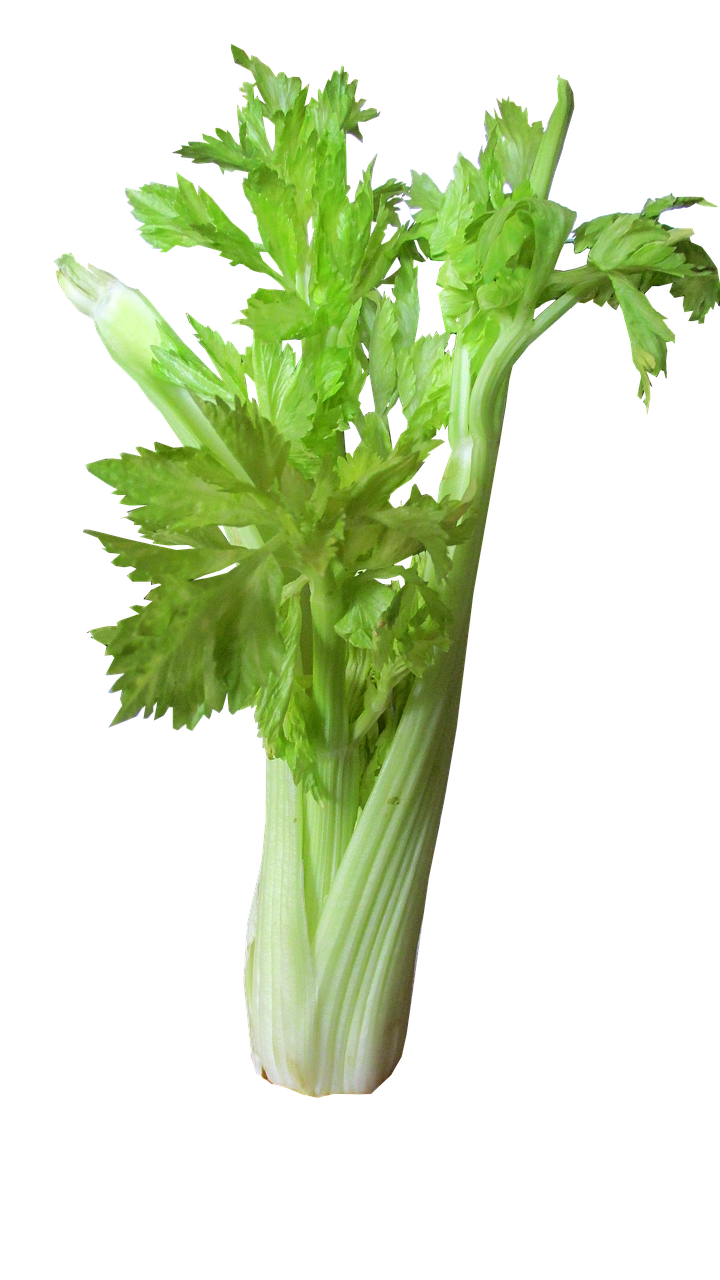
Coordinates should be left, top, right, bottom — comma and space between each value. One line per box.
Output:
58, 47, 718, 1094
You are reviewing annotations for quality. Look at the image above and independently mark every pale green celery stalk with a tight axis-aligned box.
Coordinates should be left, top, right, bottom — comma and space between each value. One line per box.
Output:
245, 91, 579, 1096
438, 330, 472, 502
243, 82, 586, 1090
303, 572, 361, 937
530, 78, 574, 199
436, 77, 575, 505
245, 759, 316, 1092
56, 255, 262, 549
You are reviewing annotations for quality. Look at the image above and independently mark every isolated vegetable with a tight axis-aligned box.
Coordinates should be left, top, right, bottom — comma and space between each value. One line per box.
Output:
57, 47, 718, 1096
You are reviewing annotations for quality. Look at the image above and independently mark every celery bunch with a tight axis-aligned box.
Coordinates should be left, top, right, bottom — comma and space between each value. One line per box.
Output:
58, 47, 718, 1095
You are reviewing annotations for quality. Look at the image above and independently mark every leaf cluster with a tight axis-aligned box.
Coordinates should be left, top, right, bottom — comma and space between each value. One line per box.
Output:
544, 194, 719, 403
88, 54, 718, 804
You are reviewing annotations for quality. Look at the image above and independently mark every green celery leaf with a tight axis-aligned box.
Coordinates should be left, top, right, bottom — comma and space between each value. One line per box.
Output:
255, 594, 302, 743
187, 319, 249, 400
242, 289, 316, 341
274, 679, 320, 794
309, 66, 378, 140
148, 354, 225, 402
177, 128, 252, 173
608, 272, 674, 405
396, 334, 452, 441
427, 156, 481, 258
352, 569, 454, 750
353, 222, 416, 298
197, 399, 291, 490
477, 207, 531, 282
518, 199, 577, 306
407, 170, 443, 247
127, 522, 230, 547
641, 194, 714, 219
126, 177, 275, 277
86, 530, 242, 582
308, 169, 370, 317
356, 411, 392, 459
373, 179, 407, 228
484, 98, 544, 192
669, 240, 720, 322
231, 47, 305, 118
335, 577, 394, 648
89, 442, 234, 505
588, 213, 692, 277
573, 213, 618, 254
87, 443, 282, 534
243, 168, 306, 284
371, 485, 465, 579
392, 251, 420, 351
250, 341, 316, 439
338, 435, 440, 520
92, 548, 285, 728
369, 296, 398, 417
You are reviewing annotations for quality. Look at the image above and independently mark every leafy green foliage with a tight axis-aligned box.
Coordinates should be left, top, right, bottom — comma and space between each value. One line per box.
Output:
609, 273, 674, 404
566, 197, 719, 401
86, 51, 717, 801
126, 176, 276, 277
335, 577, 394, 648
64, 51, 720, 1099
188, 320, 250, 400
92, 548, 285, 729
409, 101, 577, 379
668, 240, 720, 323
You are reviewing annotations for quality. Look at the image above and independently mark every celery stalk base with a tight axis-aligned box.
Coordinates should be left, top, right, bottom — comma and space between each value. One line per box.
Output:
244, 432, 497, 1095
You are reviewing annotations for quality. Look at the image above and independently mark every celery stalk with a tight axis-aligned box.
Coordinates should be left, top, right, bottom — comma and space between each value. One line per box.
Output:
58, 49, 718, 1095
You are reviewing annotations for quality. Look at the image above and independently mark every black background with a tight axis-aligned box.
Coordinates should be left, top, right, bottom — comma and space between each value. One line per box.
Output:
47, 27, 712, 1131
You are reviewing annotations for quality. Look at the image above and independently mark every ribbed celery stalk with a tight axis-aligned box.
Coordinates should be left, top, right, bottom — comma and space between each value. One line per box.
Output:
60, 56, 715, 1097
56, 255, 263, 549
304, 571, 361, 936
243, 310, 540, 1094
